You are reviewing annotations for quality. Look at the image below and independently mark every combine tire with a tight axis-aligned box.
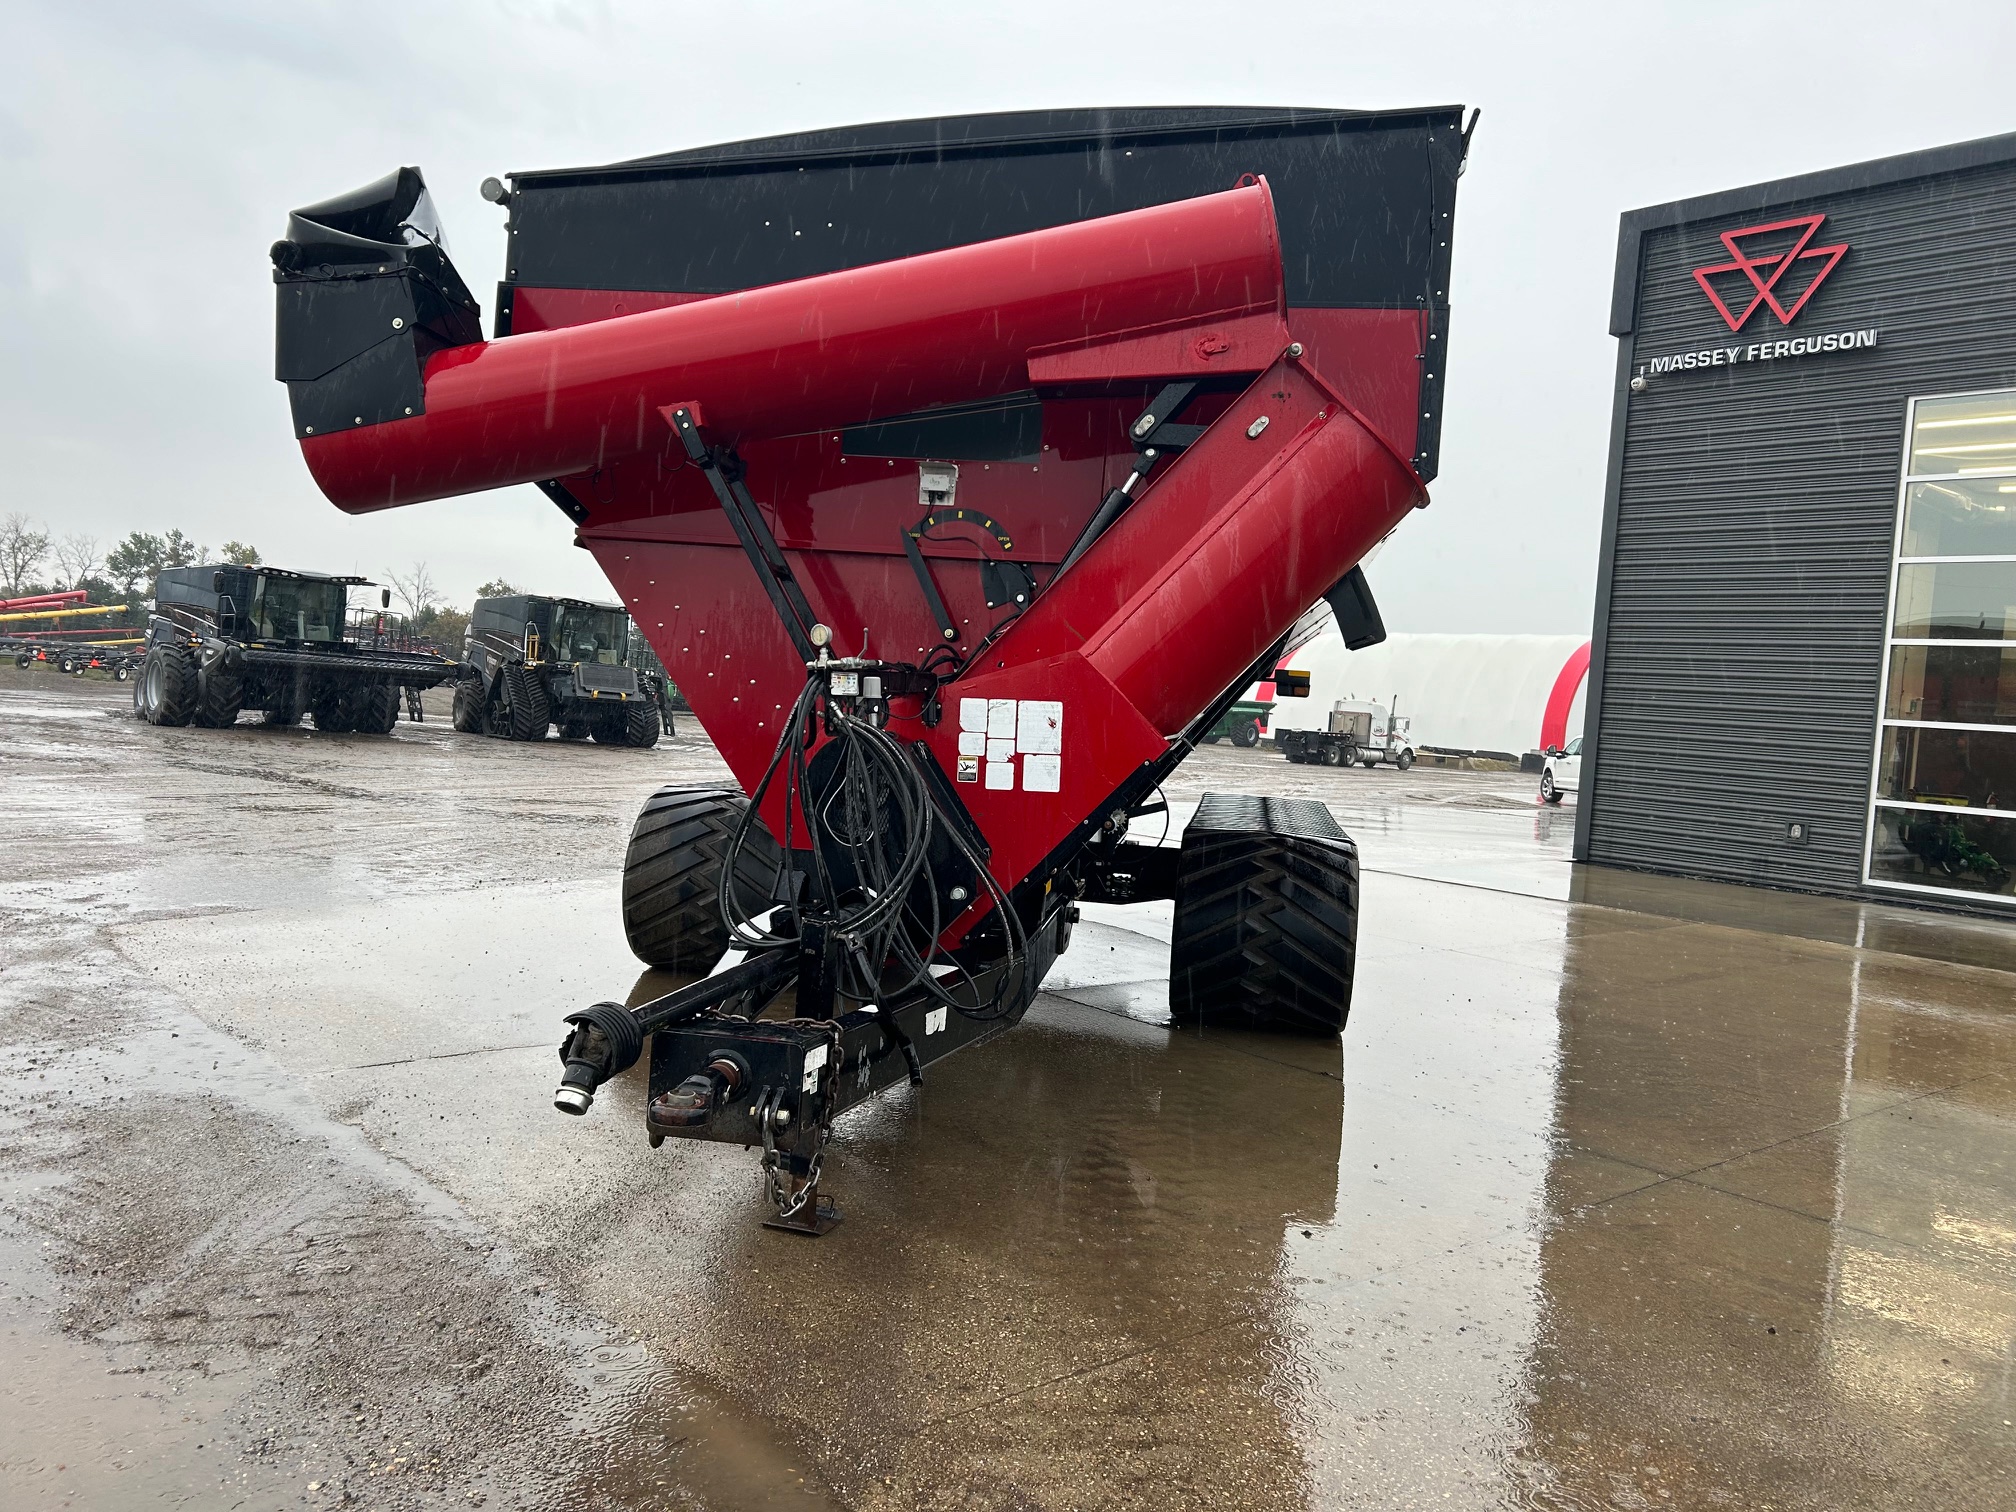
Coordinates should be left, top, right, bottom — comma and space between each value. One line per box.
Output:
309, 684, 355, 733
621, 788, 782, 971
143, 645, 198, 727
621, 699, 661, 749
1169, 792, 1358, 1036
193, 657, 244, 728
493, 664, 550, 741
348, 683, 401, 735
451, 678, 486, 734
263, 677, 305, 727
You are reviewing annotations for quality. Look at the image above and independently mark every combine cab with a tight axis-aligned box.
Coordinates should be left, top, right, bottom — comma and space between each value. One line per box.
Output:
272, 105, 1471, 1228
137, 565, 462, 732
452, 592, 666, 746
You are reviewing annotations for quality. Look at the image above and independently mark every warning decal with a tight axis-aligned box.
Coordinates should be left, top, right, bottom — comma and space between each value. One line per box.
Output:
954, 697, 1064, 792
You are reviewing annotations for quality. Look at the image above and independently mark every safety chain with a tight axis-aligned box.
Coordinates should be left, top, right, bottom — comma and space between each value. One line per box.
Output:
754, 1019, 846, 1222
756, 1085, 825, 1220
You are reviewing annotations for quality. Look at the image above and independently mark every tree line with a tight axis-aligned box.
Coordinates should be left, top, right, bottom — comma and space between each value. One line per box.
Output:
1, 514, 261, 604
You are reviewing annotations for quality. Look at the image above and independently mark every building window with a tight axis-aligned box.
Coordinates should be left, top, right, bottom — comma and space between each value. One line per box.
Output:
1866, 389, 2016, 902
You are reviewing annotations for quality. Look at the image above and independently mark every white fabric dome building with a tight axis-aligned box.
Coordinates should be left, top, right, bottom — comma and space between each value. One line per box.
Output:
1262, 631, 1590, 758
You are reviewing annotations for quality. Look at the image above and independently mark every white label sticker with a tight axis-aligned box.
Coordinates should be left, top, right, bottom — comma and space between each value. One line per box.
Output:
985, 760, 1015, 790
1017, 699, 1063, 754
987, 699, 1017, 738
829, 670, 859, 696
802, 1042, 829, 1094
986, 737, 1015, 763
1022, 752, 1061, 792
925, 1007, 947, 1035
956, 754, 980, 783
957, 730, 986, 756
960, 697, 989, 733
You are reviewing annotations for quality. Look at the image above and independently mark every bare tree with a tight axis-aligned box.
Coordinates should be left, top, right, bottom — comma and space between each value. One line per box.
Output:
384, 562, 439, 619
54, 532, 101, 591
0, 513, 51, 598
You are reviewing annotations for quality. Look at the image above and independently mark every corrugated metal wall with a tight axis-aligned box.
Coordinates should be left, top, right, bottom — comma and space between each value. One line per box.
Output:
1586, 158, 2016, 897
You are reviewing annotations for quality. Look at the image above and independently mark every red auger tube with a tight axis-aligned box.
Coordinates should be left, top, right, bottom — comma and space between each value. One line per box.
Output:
299, 182, 1286, 513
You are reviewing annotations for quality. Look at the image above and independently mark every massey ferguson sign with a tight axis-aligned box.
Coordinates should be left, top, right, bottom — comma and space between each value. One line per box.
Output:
1692, 215, 1847, 331
1635, 212, 1877, 382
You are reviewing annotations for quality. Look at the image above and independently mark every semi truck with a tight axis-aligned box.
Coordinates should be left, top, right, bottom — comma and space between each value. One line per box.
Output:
1279, 699, 1416, 769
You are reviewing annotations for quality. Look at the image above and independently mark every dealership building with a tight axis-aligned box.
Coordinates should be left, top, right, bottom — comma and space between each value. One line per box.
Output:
1576, 132, 2016, 912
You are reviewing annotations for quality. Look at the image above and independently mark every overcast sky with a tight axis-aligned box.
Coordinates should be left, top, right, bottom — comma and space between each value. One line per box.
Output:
6, 1, 2013, 630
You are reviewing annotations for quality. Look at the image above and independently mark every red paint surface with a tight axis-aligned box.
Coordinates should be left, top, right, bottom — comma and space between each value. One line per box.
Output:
1540, 641, 1592, 752
588, 355, 1425, 885
1284, 308, 1426, 466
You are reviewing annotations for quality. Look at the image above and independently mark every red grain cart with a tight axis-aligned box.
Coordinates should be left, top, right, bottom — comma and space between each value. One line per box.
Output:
273, 106, 1472, 1227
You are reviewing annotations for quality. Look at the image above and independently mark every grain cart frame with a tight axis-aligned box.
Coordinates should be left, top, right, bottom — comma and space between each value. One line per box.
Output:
452, 592, 667, 746
273, 105, 1472, 1229
136, 565, 464, 732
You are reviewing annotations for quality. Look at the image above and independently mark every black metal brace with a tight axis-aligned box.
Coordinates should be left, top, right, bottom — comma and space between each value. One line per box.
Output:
900, 526, 961, 648
1053, 381, 1211, 578
669, 407, 821, 663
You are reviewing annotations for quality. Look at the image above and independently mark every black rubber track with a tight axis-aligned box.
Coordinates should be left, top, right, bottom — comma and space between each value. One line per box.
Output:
451, 677, 486, 733
148, 645, 199, 727
1168, 793, 1358, 1035
621, 699, 661, 748
621, 787, 781, 971
493, 664, 550, 741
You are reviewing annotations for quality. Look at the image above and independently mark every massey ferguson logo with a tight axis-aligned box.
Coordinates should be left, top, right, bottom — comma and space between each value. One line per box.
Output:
1692, 214, 1848, 331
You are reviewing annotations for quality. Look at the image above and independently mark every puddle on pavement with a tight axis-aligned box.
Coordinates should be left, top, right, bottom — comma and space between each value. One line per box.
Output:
0, 895, 838, 1510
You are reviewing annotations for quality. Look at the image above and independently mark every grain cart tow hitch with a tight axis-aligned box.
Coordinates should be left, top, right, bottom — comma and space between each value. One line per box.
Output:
273, 109, 1472, 1231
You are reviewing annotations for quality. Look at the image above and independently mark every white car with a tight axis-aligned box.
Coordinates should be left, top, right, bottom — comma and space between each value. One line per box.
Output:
1540, 736, 1582, 804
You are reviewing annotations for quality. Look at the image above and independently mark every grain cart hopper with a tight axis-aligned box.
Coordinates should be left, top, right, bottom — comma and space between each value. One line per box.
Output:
137, 565, 464, 731
272, 106, 1471, 1229
453, 592, 666, 745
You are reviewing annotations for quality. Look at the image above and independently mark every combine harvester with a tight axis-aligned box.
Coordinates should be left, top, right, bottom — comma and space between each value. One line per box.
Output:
273, 106, 1471, 1229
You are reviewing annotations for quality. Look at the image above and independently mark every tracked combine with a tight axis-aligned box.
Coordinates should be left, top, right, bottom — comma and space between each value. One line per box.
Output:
274, 106, 1470, 1229
453, 592, 666, 745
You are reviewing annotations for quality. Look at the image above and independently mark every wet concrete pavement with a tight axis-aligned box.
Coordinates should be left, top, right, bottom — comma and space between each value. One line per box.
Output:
2, 664, 2012, 1509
